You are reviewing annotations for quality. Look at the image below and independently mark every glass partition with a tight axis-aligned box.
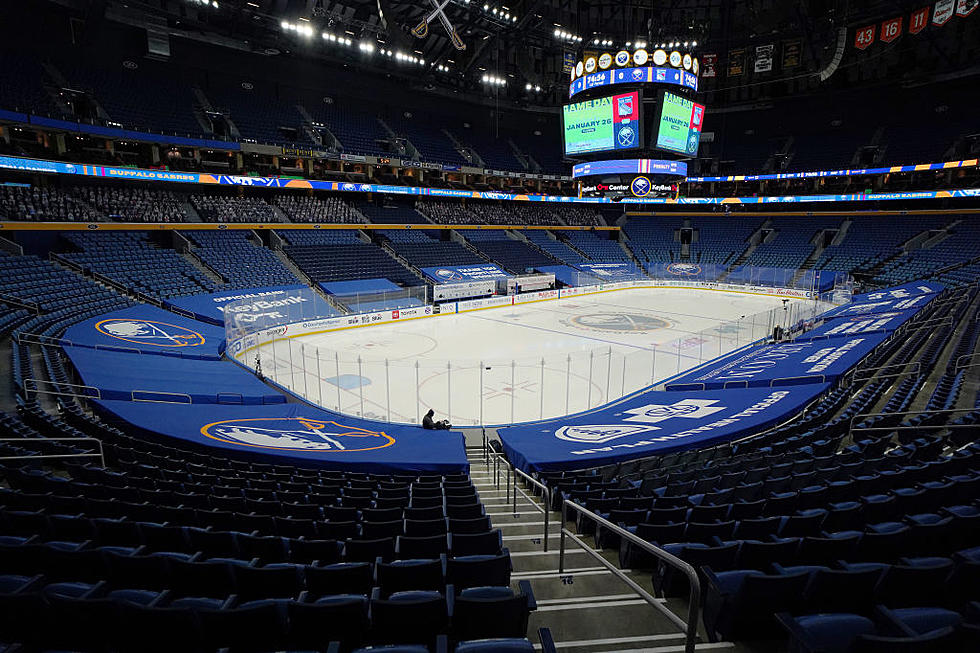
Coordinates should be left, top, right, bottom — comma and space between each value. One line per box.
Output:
225, 286, 834, 427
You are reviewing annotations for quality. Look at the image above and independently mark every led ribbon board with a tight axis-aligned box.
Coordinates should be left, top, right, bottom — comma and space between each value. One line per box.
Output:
1, 156, 978, 206
571, 159, 688, 179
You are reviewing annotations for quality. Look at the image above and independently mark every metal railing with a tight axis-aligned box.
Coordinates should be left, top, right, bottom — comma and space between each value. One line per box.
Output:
955, 352, 980, 371
848, 406, 979, 436
23, 379, 101, 401
559, 500, 701, 653
483, 444, 552, 551
0, 437, 105, 468
850, 360, 921, 383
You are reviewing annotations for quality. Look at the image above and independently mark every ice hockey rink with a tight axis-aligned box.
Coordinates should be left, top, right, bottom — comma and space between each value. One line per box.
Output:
255, 287, 813, 426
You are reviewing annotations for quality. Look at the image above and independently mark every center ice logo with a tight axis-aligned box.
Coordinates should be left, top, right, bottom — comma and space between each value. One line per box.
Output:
568, 313, 669, 333
666, 263, 701, 276
555, 399, 726, 444
201, 417, 395, 452
95, 319, 206, 348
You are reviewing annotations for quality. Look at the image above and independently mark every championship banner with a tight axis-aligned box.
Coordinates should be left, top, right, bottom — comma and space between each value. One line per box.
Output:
881, 16, 903, 42
855, 24, 876, 50
162, 285, 313, 325
957, 0, 979, 16
497, 384, 828, 471
421, 264, 510, 284
702, 54, 718, 77
934, 0, 956, 24
664, 335, 887, 391
61, 305, 226, 359
728, 49, 745, 76
910, 6, 930, 33
563, 51, 576, 73
93, 400, 469, 473
754, 44, 774, 72
781, 41, 802, 69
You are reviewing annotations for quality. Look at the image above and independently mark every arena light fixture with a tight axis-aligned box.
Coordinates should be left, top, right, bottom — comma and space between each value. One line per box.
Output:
481, 74, 506, 86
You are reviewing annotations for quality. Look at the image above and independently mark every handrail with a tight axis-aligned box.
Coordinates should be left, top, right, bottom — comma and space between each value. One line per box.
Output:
850, 360, 921, 383
560, 499, 701, 653
0, 437, 105, 468
23, 379, 101, 400
956, 352, 980, 371
848, 406, 978, 435
486, 450, 552, 551
510, 464, 551, 552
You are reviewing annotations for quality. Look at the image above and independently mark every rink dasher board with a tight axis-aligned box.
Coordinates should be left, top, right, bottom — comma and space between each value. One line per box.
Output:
226, 281, 827, 362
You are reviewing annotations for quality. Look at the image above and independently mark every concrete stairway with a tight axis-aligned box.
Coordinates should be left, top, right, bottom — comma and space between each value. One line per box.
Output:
463, 436, 733, 652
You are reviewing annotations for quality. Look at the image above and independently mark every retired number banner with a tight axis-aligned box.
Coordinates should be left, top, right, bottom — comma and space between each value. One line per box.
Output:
881, 16, 903, 42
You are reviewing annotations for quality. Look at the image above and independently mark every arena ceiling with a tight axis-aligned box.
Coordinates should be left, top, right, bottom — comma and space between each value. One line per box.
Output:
45, 0, 980, 104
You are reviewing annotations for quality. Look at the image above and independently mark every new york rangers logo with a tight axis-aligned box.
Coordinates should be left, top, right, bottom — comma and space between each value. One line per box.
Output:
96, 319, 206, 348
201, 417, 395, 452
617, 95, 634, 115
666, 263, 702, 276
555, 399, 726, 444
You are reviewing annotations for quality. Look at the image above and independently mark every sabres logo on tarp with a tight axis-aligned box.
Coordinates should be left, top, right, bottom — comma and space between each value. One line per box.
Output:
666, 263, 702, 276
435, 269, 464, 282
95, 319, 206, 348
201, 417, 395, 452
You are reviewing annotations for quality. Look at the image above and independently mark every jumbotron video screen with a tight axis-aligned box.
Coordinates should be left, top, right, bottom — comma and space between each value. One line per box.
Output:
655, 90, 706, 156
562, 91, 641, 156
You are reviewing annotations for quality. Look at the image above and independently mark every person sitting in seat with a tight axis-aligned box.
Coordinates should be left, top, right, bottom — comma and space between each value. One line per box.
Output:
422, 409, 451, 430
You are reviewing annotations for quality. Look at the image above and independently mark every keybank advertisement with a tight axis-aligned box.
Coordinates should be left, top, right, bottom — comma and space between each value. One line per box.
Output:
665, 335, 886, 390
656, 91, 705, 155
163, 285, 314, 325
498, 384, 827, 471
563, 91, 641, 156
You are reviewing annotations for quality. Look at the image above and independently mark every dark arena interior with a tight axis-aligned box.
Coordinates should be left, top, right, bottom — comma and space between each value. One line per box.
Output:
2, 0, 980, 651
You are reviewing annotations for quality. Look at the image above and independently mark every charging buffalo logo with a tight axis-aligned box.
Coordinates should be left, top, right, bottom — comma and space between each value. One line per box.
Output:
95, 319, 206, 348
568, 313, 669, 334
201, 417, 395, 452
666, 263, 702, 276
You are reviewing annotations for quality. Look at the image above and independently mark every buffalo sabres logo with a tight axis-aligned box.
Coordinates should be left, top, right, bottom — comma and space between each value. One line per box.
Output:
556, 399, 726, 444
617, 126, 636, 148
435, 269, 463, 282
201, 417, 395, 452
631, 176, 651, 197
96, 319, 206, 348
631, 68, 645, 81
666, 263, 702, 276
